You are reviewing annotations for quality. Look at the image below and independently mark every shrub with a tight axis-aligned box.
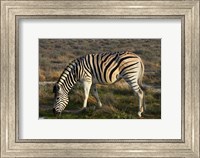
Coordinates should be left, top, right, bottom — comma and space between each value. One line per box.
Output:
50, 71, 62, 81
39, 69, 46, 81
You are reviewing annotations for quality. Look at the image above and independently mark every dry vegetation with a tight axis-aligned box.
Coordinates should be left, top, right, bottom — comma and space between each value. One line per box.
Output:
39, 39, 161, 119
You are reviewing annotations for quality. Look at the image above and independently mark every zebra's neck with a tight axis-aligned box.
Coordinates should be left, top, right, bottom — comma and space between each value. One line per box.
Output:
57, 62, 78, 94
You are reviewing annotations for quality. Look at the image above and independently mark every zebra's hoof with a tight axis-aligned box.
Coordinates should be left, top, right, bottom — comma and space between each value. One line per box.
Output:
138, 111, 142, 118
82, 107, 87, 113
98, 102, 102, 108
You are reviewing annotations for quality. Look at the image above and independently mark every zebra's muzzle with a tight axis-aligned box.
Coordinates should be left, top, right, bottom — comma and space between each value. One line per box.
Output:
53, 108, 62, 118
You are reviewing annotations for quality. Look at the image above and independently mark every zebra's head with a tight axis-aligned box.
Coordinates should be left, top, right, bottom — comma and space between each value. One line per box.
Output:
52, 83, 69, 116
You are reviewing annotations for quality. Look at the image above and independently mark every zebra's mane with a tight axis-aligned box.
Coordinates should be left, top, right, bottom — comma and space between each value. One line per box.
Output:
99, 50, 134, 56
65, 56, 85, 70
57, 56, 85, 84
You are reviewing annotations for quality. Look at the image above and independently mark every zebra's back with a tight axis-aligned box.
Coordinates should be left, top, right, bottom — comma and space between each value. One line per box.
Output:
83, 51, 143, 84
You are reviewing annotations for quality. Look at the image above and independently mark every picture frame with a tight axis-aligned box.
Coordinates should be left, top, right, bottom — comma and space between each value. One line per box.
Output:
0, 0, 199, 157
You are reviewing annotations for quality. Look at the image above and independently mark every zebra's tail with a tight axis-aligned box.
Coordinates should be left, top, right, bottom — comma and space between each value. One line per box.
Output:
138, 60, 145, 90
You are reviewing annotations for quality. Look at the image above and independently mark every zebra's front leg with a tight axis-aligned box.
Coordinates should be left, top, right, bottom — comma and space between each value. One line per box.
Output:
91, 84, 102, 108
83, 81, 92, 108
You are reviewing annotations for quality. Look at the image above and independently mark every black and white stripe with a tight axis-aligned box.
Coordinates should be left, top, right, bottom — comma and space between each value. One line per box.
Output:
53, 51, 145, 117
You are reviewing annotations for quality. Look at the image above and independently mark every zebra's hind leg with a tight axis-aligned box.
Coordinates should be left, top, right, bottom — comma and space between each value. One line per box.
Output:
136, 88, 144, 118
91, 84, 102, 108
124, 77, 144, 118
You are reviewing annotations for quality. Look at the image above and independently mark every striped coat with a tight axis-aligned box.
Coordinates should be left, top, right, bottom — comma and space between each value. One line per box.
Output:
53, 51, 145, 117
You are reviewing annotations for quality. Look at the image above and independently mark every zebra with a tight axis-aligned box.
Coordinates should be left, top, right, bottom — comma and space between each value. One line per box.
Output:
53, 51, 145, 117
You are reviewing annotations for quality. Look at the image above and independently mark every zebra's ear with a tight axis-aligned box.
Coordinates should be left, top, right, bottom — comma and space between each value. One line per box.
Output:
53, 84, 59, 93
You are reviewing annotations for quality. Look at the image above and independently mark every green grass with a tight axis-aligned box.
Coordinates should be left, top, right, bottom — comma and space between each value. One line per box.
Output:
39, 81, 161, 119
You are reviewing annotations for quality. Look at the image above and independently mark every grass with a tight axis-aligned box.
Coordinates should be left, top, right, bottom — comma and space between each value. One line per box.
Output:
39, 39, 161, 119
39, 81, 161, 119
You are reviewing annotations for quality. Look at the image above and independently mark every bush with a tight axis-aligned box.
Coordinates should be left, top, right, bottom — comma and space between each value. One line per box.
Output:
50, 71, 62, 81
39, 69, 46, 81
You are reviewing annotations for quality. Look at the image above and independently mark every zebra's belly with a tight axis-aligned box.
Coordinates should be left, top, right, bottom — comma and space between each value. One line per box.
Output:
92, 73, 122, 85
